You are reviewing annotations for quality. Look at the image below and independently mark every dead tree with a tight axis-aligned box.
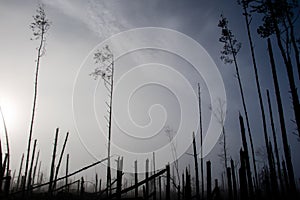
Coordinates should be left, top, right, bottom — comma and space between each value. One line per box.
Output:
239, 149, 248, 200
197, 83, 204, 200
266, 89, 285, 194
153, 152, 157, 200
192, 132, 200, 199
24, 5, 51, 194
0, 107, 10, 182
90, 45, 114, 197
65, 154, 69, 193
267, 38, 296, 193
239, 114, 254, 199
166, 164, 170, 200
145, 159, 149, 200
116, 157, 123, 200
134, 160, 138, 198
231, 159, 238, 200
218, 15, 258, 188
16, 153, 24, 191
53, 131, 69, 190
207, 161, 212, 200
27, 139, 37, 192
255, 0, 300, 140
48, 128, 59, 194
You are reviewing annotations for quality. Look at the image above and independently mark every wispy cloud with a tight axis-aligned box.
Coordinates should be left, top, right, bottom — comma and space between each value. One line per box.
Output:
42, 0, 132, 38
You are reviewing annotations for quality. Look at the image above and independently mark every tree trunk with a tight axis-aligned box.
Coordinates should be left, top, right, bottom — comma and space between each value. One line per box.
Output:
192, 132, 200, 199
267, 38, 296, 193
239, 114, 254, 199
266, 90, 285, 195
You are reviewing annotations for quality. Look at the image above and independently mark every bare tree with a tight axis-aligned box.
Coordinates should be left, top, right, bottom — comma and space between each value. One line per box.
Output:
164, 126, 180, 186
90, 45, 114, 197
253, 0, 300, 139
23, 4, 51, 194
218, 15, 257, 192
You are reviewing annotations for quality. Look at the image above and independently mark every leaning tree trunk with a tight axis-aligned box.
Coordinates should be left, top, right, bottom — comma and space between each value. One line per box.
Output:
267, 90, 285, 195
266, 0, 300, 147
267, 38, 296, 194
239, 114, 254, 199
229, 33, 257, 193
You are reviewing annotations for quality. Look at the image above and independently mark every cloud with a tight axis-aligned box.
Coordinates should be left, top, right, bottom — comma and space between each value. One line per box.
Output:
42, 0, 132, 38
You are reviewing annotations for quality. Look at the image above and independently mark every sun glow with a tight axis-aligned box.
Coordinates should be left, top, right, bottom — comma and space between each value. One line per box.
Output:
0, 97, 17, 129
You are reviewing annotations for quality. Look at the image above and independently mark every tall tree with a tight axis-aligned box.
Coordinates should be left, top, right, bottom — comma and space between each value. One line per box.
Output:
266, 90, 285, 194
254, 0, 300, 138
197, 83, 204, 200
267, 38, 296, 194
23, 4, 50, 193
90, 45, 114, 197
218, 15, 257, 189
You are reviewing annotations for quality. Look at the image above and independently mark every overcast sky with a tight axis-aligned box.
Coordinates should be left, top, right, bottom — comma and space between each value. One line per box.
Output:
0, 0, 299, 185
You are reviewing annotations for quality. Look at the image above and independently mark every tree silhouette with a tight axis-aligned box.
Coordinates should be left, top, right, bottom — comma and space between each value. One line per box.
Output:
23, 4, 51, 195
218, 15, 255, 197
90, 45, 114, 198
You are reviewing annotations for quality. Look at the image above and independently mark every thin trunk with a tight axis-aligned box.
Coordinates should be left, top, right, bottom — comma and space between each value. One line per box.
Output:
0, 107, 10, 177
166, 164, 170, 200
27, 139, 37, 192
48, 128, 59, 194
145, 159, 149, 200
16, 153, 24, 191
239, 149, 248, 200
241, 1, 271, 187
231, 159, 237, 200
95, 173, 98, 193
116, 157, 123, 200
66, 154, 69, 192
23, 29, 44, 195
192, 132, 200, 199
185, 168, 191, 200
267, 90, 285, 194
267, 38, 296, 193
153, 152, 156, 200
106, 58, 114, 198
32, 150, 39, 186
36, 161, 41, 186
207, 161, 212, 200
134, 160, 138, 198
239, 114, 254, 198
53, 131, 69, 190
229, 28, 257, 192
227, 167, 233, 200
198, 83, 204, 200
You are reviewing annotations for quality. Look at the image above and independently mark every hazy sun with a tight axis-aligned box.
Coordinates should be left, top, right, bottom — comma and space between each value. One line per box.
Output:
0, 97, 17, 129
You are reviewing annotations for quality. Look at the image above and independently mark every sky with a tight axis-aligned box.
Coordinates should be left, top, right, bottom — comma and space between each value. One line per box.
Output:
0, 0, 299, 188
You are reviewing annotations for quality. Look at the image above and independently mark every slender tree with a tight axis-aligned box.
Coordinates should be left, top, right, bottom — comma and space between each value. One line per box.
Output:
24, 4, 50, 194
90, 45, 114, 197
218, 15, 257, 191
267, 38, 296, 194
0, 107, 10, 179
192, 132, 200, 200
266, 89, 285, 194
254, 0, 300, 138
197, 83, 204, 200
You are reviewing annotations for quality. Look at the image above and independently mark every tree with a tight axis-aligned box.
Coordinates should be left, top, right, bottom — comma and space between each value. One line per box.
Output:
23, 4, 51, 194
90, 45, 114, 197
218, 15, 257, 193
253, 0, 300, 138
